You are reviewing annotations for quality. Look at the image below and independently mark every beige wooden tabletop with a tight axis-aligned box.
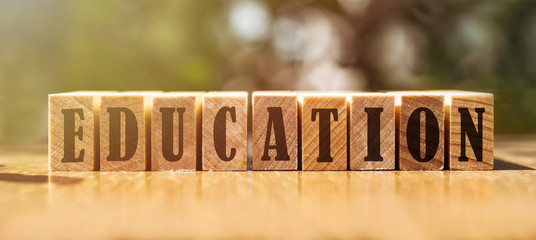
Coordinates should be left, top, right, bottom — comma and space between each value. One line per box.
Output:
0, 135, 535, 239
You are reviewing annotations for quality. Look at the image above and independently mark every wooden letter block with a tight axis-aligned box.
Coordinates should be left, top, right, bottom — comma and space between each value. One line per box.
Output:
49, 92, 99, 171
100, 93, 151, 171
448, 92, 493, 170
299, 93, 347, 170
349, 93, 395, 170
252, 92, 298, 170
151, 92, 203, 171
398, 93, 445, 170
202, 92, 248, 171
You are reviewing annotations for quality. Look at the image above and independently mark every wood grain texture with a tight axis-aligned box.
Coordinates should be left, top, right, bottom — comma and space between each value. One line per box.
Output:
252, 92, 298, 170
48, 92, 98, 171
2, 135, 534, 239
448, 92, 494, 170
100, 93, 150, 171
151, 92, 203, 171
399, 94, 445, 170
202, 92, 248, 171
299, 93, 347, 170
349, 93, 395, 170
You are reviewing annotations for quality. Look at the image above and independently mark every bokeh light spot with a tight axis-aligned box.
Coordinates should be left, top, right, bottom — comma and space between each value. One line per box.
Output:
229, 0, 271, 42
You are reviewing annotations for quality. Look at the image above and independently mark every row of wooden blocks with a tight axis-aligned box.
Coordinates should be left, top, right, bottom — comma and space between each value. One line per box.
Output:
49, 91, 493, 171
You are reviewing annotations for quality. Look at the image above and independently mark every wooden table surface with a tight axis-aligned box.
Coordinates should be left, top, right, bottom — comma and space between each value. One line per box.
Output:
1, 135, 535, 239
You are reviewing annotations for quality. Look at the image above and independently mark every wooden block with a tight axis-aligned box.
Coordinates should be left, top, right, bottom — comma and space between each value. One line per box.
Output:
349, 93, 395, 170
397, 92, 445, 170
49, 92, 99, 171
252, 92, 298, 170
299, 93, 347, 171
151, 92, 203, 171
202, 92, 248, 171
448, 92, 494, 170
100, 93, 152, 171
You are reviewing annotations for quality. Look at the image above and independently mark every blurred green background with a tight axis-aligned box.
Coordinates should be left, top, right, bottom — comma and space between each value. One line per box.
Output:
0, 0, 535, 144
